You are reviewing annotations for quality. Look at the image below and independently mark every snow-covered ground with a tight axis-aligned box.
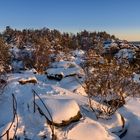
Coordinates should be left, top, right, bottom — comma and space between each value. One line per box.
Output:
0, 73, 108, 139
0, 70, 140, 140
119, 98, 140, 140
0, 51, 140, 139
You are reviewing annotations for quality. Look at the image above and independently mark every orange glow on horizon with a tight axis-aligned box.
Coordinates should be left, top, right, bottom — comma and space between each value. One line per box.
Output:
112, 29, 140, 41
116, 33, 140, 41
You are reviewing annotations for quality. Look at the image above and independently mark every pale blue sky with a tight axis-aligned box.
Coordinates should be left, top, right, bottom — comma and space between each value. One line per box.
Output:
0, 0, 140, 41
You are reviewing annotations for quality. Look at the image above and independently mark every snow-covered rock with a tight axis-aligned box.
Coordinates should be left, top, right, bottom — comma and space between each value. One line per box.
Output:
99, 112, 128, 138
34, 98, 82, 126
68, 118, 120, 140
115, 49, 135, 61
46, 61, 84, 80
18, 77, 37, 84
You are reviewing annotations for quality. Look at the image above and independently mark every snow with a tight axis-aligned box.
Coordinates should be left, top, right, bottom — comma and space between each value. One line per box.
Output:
119, 97, 140, 140
0, 122, 16, 140
99, 112, 128, 137
10, 46, 33, 72
68, 118, 119, 140
115, 49, 135, 60
59, 76, 86, 95
51, 60, 76, 68
1, 48, 140, 139
0, 94, 13, 126
34, 98, 81, 124
11, 60, 24, 72
121, 97, 140, 117
0, 73, 122, 139
0, 69, 140, 139
73, 49, 85, 57
21, 68, 37, 74
133, 73, 140, 83
104, 42, 118, 49
18, 76, 37, 84
47, 61, 84, 78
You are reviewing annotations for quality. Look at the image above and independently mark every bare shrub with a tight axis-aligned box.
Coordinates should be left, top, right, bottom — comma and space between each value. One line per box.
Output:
0, 37, 11, 73
0, 37, 10, 94
83, 50, 139, 118
33, 37, 51, 73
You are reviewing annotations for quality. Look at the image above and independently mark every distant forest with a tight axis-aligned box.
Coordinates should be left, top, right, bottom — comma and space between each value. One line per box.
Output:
0, 26, 117, 50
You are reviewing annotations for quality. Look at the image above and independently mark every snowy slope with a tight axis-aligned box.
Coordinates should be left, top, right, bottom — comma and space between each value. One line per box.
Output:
0, 73, 121, 140
0, 54, 140, 139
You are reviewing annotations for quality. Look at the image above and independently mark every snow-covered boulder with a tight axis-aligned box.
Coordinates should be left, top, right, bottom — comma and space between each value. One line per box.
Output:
99, 112, 128, 138
68, 118, 119, 140
47, 72, 64, 81
115, 49, 135, 61
34, 98, 82, 126
18, 77, 37, 84
46, 61, 84, 81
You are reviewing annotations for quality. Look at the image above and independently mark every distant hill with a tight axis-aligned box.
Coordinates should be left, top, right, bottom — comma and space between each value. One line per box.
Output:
129, 41, 140, 46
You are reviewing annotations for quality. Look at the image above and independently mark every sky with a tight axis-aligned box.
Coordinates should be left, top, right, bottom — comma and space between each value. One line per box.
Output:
0, 0, 140, 41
